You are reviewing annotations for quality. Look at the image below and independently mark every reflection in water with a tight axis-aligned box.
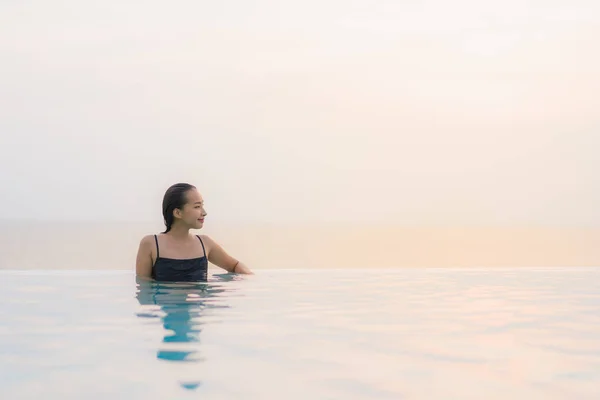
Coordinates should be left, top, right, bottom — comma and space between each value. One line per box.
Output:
135, 275, 236, 390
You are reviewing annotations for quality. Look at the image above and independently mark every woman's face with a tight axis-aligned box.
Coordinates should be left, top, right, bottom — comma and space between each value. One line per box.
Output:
176, 189, 207, 229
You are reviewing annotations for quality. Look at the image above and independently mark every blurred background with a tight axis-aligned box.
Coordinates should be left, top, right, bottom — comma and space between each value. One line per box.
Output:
1, 0, 598, 269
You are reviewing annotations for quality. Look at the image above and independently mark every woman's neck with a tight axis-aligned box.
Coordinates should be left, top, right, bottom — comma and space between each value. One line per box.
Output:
165, 224, 191, 240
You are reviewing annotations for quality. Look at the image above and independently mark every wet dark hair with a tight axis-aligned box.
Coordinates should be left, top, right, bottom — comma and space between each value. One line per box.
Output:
162, 183, 196, 233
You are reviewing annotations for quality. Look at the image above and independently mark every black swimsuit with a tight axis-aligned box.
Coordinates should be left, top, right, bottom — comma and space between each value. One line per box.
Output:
151, 235, 208, 282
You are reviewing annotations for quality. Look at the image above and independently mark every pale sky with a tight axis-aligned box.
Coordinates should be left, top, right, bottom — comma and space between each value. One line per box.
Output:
0, 0, 598, 225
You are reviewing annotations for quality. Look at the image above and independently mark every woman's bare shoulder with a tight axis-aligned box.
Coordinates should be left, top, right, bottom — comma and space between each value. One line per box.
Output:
197, 234, 220, 249
139, 234, 157, 247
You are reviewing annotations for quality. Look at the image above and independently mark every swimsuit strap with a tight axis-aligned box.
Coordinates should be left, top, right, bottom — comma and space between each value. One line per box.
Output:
154, 234, 160, 258
196, 235, 206, 258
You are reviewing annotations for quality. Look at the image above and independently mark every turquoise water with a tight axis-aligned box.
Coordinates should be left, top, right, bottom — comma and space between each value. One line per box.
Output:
1, 268, 600, 399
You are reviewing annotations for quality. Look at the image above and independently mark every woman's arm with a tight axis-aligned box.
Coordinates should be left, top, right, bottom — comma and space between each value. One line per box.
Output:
202, 235, 253, 274
136, 235, 154, 278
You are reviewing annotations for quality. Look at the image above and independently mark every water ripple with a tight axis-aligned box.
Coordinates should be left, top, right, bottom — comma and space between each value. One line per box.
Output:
0, 268, 599, 399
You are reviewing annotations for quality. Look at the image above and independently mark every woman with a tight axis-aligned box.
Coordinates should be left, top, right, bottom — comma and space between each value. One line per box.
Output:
136, 183, 253, 281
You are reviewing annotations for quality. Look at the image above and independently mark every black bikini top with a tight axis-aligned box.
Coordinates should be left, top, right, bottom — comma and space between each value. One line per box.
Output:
151, 235, 208, 282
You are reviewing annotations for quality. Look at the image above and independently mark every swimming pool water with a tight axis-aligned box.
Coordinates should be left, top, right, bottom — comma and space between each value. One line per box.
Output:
1, 268, 599, 399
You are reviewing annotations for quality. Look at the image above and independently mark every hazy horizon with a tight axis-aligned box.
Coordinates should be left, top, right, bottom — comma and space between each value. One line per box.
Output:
0, 220, 598, 269
1, 1, 599, 228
